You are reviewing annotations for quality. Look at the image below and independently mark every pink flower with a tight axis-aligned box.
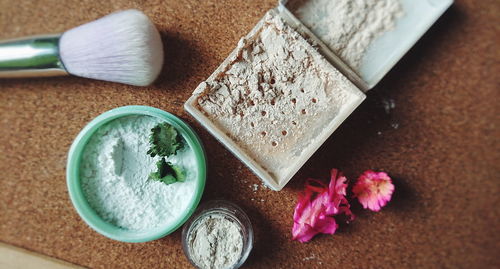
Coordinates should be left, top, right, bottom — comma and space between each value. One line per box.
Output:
353, 170, 395, 212
292, 169, 354, 243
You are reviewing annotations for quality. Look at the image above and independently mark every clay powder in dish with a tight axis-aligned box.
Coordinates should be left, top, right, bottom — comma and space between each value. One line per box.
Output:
80, 115, 197, 231
289, 0, 404, 72
193, 12, 362, 186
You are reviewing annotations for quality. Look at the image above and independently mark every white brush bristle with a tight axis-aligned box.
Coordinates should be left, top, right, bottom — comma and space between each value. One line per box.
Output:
59, 9, 163, 86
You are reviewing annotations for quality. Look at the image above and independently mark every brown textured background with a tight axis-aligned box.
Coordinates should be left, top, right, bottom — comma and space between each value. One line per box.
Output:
0, 0, 499, 268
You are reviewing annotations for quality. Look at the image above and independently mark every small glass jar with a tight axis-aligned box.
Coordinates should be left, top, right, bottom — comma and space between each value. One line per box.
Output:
182, 200, 253, 269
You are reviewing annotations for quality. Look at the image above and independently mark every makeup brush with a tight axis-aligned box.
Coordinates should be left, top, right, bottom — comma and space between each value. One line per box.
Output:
0, 9, 163, 86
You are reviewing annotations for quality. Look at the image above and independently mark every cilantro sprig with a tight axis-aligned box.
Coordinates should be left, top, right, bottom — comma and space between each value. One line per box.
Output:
149, 158, 186, 184
147, 122, 186, 185
147, 123, 184, 157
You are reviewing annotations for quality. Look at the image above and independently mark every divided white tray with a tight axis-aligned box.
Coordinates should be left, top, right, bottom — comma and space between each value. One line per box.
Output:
185, 0, 453, 190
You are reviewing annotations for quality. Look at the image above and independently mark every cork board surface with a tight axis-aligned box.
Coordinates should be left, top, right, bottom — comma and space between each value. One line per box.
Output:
0, 0, 498, 268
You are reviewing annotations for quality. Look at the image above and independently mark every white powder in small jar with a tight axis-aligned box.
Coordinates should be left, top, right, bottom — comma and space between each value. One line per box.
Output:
80, 115, 197, 231
188, 214, 244, 269
290, 0, 404, 71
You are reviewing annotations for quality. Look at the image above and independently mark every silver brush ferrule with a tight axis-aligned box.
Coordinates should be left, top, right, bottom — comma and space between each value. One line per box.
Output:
0, 34, 68, 78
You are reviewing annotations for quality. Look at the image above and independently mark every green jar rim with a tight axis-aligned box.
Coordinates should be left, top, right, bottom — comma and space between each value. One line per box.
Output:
66, 106, 206, 243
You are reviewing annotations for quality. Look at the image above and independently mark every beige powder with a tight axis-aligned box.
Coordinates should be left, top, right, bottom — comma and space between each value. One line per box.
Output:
193, 12, 362, 186
188, 214, 243, 269
289, 0, 404, 72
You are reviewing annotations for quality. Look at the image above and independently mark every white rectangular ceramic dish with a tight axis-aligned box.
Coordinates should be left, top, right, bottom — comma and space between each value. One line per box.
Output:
185, 10, 365, 190
185, 0, 453, 190
279, 0, 454, 90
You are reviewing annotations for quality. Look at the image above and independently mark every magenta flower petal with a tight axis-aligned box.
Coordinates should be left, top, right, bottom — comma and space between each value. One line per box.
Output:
314, 214, 338, 235
292, 169, 353, 243
292, 222, 319, 243
353, 170, 395, 212
326, 169, 349, 215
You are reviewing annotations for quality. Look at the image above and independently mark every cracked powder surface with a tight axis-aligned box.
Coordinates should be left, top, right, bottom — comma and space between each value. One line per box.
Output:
195, 12, 362, 184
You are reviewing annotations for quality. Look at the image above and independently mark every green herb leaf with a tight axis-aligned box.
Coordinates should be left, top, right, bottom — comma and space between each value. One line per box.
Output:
147, 123, 184, 158
171, 164, 186, 182
149, 157, 186, 185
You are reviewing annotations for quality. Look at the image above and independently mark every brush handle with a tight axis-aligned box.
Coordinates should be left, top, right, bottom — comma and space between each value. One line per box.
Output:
0, 34, 68, 78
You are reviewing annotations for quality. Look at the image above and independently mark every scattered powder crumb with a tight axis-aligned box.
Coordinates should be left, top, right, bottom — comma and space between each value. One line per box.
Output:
252, 184, 259, 192
303, 253, 323, 264
80, 116, 197, 231
194, 11, 362, 184
188, 214, 243, 269
290, 0, 404, 71
303, 254, 316, 261
382, 98, 396, 114
391, 123, 399, 129
377, 131, 383, 136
